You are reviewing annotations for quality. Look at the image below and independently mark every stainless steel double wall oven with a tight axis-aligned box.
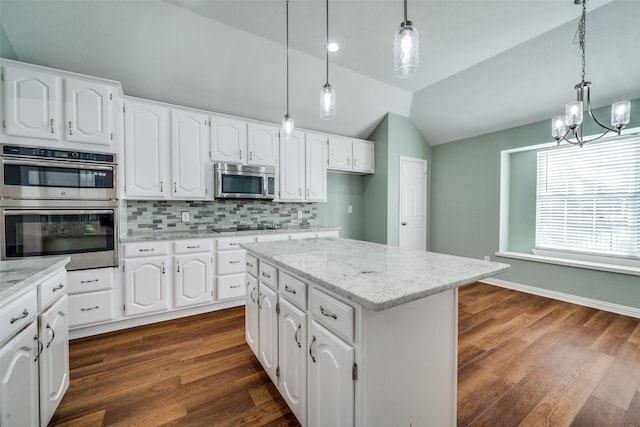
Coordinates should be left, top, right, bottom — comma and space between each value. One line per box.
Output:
1, 144, 118, 270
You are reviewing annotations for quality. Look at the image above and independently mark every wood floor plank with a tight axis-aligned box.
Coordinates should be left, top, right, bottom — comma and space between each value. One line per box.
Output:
570, 396, 626, 427
592, 358, 640, 411
622, 391, 640, 426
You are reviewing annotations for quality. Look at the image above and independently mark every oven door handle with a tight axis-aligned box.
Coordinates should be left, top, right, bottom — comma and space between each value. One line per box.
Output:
2, 158, 115, 171
2, 209, 115, 216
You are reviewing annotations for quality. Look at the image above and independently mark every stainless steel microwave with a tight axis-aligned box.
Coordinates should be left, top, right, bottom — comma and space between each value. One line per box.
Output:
214, 163, 275, 200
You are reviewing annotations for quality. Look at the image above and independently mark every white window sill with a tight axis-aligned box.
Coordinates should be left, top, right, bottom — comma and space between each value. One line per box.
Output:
495, 251, 640, 277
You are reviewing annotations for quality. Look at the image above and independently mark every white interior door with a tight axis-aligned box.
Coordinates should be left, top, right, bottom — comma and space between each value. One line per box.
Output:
399, 157, 427, 250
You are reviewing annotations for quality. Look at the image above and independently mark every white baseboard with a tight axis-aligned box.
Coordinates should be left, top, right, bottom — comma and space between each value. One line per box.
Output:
480, 278, 640, 319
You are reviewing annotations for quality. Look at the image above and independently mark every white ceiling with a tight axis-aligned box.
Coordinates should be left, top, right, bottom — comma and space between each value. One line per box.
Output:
1, 0, 639, 145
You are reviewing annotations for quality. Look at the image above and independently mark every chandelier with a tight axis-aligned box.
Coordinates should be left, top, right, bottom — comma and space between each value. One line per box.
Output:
551, 0, 630, 147
394, 0, 419, 79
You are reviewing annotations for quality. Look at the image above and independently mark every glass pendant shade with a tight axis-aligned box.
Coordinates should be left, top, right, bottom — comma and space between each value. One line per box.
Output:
394, 22, 419, 78
320, 83, 336, 120
282, 114, 294, 137
611, 101, 631, 129
552, 116, 567, 140
565, 101, 583, 129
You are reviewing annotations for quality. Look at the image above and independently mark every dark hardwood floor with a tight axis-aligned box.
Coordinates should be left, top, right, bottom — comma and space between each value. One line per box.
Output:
50, 283, 640, 426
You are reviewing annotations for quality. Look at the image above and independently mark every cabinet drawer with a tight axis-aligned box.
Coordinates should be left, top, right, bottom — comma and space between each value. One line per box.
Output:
279, 271, 307, 310
122, 241, 169, 257
216, 274, 246, 300
217, 250, 246, 275
68, 290, 114, 327
245, 254, 259, 277
309, 288, 354, 342
216, 236, 256, 251
174, 239, 212, 254
67, 268, 113, 294
259, 261, 278, 290
1, 287, 38, 345
38, 270, 67, 310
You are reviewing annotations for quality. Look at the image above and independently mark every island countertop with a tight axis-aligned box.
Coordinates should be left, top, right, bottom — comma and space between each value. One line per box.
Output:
240, 237, 510, 311
0, 256, 70, 303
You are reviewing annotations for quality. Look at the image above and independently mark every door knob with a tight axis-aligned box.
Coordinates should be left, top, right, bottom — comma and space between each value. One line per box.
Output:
402, 222, 408, 226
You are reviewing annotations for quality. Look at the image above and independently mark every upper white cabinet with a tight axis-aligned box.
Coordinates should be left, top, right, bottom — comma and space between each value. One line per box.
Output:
279, 131, 327, 202
210, 116, 278, 167
124, 99, 169, 198
124, 98, 208, 200
171, 109, 208, 199
327, 136, 374, 174
3, 63, 115, 148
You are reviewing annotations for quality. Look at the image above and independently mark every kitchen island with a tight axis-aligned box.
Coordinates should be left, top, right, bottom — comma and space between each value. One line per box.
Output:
241, 237, 509, 427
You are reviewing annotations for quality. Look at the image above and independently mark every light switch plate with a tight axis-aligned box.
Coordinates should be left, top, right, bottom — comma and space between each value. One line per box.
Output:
181, 211, 190, 222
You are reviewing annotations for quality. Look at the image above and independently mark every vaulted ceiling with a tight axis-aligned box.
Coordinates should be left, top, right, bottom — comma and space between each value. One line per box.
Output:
1, 0, 638, 145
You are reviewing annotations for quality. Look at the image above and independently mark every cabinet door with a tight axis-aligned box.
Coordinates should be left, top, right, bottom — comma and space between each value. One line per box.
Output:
171, 109, 208, 199
352, 140, 375, 173
39, 294, 70, 427
64, 77, 112, 145
279, 131, 305, 201
4, 65, 60, 140
0, 322, 39, 427
258, 283, 278, 383
327, 136, 352, 171
308, 320, 355, 427
210, 114, 247, 163
305, 133, 328, 202
247, 123, 278, 166
174, 253, 212, 308
245, 274, 259, 357
124, 99, 169, 198
279, 298, 307, 425
123, 257, 169, 316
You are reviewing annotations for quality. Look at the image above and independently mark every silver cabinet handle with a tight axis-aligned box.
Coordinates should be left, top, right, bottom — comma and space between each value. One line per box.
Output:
262, 271, 271, 279
294, 324, 302, 348
160, 181, 164, 192
309, 335, 317, 363
284, 285, 296, 295
52, 283, 64, 292
239, 149, 243, 160
230, 284, 241, 289
249, 151, 253, 161
34, 336, 43, 362
81, 306, 99, 311
68, 121, 73, 136
186, 245, 200, 249
50, 118, 55, 134
139, 248, 155, 252
162, 262, 166, 274
80, 279, 99, 284
257, 293, 263, 309
174, 182, 177, 193
176, 261, 180, 273
298, 188, 302, 196
246, 262, 254, 268
347, 157, 351, 166
320, 305, 338, 320
307, 188, 310, 197
10, 309, 29, 324
46, 324, 55, 348
229, 260, 241, 264
250, 287, 256, 303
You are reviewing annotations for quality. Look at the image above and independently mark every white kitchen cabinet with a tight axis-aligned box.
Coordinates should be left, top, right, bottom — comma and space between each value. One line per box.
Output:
124, 98, 169, 198
123, 256, 169, 316
327, 136, 375, 174
209, 114, 247, 163
0, 321, 39, 427
171, 109, 208, 199
258, 282, 279, 384
307, 319, 355, 427
305, 132, 328, 202
278, 297, 307, 425
247, 122, 279, 167
64, 77, 112, 145
245, 273, 259, 356
3, 65, 60, 140
174, 253, 212, 308
38, 294, 70, 426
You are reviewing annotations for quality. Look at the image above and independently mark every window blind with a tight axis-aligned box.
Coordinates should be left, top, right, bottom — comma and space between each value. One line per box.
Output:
535, 136, 640, 259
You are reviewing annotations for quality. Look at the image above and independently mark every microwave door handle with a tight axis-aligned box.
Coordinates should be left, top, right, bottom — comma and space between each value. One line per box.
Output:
2, 209, 115, 216
2, 158, 114, 171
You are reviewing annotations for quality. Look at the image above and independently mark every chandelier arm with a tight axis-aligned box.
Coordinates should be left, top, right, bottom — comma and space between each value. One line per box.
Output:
561, 128, 611, 146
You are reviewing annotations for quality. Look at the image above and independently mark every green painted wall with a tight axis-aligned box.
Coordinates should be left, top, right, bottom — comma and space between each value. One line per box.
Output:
0, 23, 17, 60
363, 113, 431, 247
430, 98, 640, 309
508, 149, 537, 252
317, 173, 365, 240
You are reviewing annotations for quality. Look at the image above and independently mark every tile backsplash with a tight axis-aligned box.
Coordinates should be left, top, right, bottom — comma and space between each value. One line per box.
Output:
126, 200, 318, 233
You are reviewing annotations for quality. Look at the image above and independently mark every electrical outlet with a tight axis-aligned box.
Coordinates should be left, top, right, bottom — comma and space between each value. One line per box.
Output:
348, 205, 353, 214
484, 256, 491, 262
297, 210, 303, 219
181, 211, 190, 222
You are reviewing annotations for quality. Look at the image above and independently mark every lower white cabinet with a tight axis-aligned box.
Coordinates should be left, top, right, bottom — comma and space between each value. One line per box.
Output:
174, 253, 212, 308
123, 256, 169, 316
258, 282, 278, 384
278, 298, 307, 424
0, 321, 40, 427
245, 273, 259, 356
307, 320, 354, 427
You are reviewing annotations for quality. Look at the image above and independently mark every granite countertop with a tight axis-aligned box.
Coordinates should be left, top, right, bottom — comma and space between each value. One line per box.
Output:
0, 256, 70, 303
120, 226, 341, 243
240, 238, 510, 311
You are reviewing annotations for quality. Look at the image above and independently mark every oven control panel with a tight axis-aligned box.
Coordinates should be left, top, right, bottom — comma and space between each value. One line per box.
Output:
2, 145, 115, 163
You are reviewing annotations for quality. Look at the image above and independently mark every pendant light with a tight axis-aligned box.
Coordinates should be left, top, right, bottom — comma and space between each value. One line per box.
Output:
394, 0, 419, 79
551, 0, 631, 146
320, 0, 335, 120
282, 0, 294, 136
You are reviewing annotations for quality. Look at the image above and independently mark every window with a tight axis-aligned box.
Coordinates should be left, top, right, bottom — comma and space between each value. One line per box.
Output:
535, 137, 640, 260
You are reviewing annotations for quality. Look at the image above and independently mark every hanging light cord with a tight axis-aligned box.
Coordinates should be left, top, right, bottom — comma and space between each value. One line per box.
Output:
286, 0, 290, 117
575, 0, 587, 85
325, 0, 329, 85
403, 0, 408, 25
